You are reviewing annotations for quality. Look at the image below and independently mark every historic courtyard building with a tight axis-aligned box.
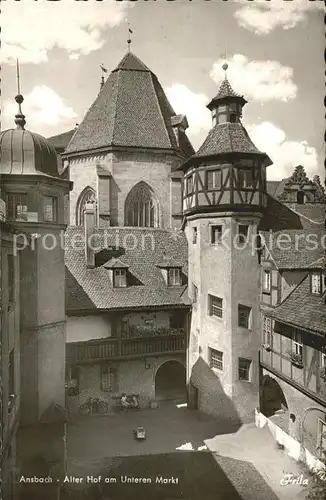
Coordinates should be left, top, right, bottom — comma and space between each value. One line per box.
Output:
48, 52, 326, 460
0, 50, 325, 497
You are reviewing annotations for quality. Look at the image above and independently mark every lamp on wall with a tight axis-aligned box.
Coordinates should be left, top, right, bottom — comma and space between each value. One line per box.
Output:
144, 358, 151, 370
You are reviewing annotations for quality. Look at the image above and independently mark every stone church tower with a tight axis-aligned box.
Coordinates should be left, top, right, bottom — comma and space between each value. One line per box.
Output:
182, 65, 272, 423
62, 52, 194, 230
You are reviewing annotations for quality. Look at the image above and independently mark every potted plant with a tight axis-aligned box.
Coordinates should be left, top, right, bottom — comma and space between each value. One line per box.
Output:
262, 344, 272, 352
287, 350, 303, 369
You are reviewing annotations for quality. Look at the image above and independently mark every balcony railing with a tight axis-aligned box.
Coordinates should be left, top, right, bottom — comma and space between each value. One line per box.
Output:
67, 332, 187, 364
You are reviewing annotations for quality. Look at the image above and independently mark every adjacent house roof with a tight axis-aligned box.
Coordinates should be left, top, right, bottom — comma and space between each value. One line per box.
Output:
47, 129, 76, 152
65, 227, 190, 312
259, 195, 324, 232
261, 228, 325, 270
267, 275, 326, 336
63, 52, 194, 158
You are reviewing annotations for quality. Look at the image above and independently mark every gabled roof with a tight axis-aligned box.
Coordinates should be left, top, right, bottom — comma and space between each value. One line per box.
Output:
261, 227, 325, 270
193, 122, 269, 159
104, 258, 129, 269
63, 52, 193, 158
65, 227, 190, 312
259, 195, 324, 232
267, 274, 326, 336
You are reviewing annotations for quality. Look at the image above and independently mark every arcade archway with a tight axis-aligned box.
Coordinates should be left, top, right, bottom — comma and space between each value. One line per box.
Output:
155, 360, 186, 400
260, 375, 288, 418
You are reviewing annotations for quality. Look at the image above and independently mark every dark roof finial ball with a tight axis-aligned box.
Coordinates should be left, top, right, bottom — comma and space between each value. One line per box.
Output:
222, 63, 228, 72
15, 94, 24, 104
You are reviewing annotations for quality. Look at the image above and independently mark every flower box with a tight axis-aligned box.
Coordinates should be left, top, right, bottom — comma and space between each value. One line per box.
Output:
287, 351, 303, 369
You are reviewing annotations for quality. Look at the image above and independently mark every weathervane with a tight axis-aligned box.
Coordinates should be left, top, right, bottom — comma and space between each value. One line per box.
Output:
99, 63, 108, 91
223, 39, 228, 79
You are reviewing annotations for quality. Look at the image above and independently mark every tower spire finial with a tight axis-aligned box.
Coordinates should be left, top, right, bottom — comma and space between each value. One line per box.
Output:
127, 22, 133, 53
222, 39, 228, 80
99, 63, 107, 91
14, 59, 26, 130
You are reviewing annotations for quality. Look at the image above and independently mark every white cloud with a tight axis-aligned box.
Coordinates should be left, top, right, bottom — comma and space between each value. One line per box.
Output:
247, 122, 319, 180
234, 0, 324, 35
210, 54, 297, 103
1, 0, 131, 64
165, 84, 211, 145
3, 86, 77, 133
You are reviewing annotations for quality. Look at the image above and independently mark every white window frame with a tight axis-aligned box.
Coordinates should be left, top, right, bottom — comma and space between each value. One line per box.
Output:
101, 366, 116, 392
209, 348, 223, 371
206, 169, 222, 190
263, 317, 272, 346
43, 196, 58, 223
263, 270, 271, 293
113, 268, 127, 288
209, 294, 223, 318
5, 193, 28, 221
311, 272, 322, 295
168, 268, 181, 286
238, 304, 252, 330
238, 169, 253, 189
210, 225, 222, 244
238, 358, 252, 381
292, 330, 303, 357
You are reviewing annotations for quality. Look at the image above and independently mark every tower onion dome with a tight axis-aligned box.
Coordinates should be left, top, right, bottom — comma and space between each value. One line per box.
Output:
0, 94, 60, 177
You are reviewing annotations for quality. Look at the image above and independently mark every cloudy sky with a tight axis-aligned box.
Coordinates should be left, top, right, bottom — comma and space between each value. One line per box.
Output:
1, 0, 324, 181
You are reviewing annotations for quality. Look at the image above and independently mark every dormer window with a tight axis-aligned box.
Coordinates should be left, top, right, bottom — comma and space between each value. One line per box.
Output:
311, 272, 322, 295
238, 169, 253, 189
113, 268, 127, 288
168, 268, 181, 286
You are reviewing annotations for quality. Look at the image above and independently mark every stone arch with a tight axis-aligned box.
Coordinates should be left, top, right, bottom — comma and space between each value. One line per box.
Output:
296, 190, 305, 204
260, 375, 288, 418
155, 359, 186, 400
124, 181, 159, 228
75, 186, 96, 225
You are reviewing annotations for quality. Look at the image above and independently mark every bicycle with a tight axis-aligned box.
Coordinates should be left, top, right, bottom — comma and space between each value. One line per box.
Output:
78, 397, 109, 416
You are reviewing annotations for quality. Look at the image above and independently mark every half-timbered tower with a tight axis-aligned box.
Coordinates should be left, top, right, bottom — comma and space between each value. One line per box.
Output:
183, 64, 272, 423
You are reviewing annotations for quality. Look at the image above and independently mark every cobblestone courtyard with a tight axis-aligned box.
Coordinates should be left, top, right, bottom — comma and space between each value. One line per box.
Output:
66, 400, 309, 500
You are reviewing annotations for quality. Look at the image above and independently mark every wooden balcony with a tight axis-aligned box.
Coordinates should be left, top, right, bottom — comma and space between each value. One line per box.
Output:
67, 332, 187, 364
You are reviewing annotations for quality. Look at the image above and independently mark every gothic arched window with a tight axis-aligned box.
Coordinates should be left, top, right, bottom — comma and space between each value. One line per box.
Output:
125, 182, 159, 228
76, 186, 97, 225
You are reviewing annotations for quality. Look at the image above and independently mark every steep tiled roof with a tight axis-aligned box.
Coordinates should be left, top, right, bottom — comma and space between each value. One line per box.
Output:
65, 227, 190, 312
64, 52, 193, 158
47, 129, 76, 152
267, 275, 326, 336
261, 228, 325, 269
213, 78, 242, 100
259, 195, 324, 232
266, 178, 289, 198
194, 123, 268, 159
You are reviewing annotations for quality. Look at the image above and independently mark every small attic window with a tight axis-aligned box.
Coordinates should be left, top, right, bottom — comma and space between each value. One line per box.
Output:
113, 269, 127, 288
168, 268, 182, 286
311, 272, 322, 295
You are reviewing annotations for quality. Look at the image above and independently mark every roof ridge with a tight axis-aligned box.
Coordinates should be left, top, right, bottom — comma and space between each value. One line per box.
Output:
112, 69, 122, 146
149, 74, 175, 149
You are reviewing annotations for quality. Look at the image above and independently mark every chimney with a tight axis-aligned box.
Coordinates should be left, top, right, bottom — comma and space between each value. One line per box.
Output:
84, 202, 96, 268
96, 164, 111, 227
171, 114, 188, 146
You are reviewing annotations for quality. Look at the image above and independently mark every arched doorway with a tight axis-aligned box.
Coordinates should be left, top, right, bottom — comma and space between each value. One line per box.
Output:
155, 360, 186, 400
260, 375, 288, 418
